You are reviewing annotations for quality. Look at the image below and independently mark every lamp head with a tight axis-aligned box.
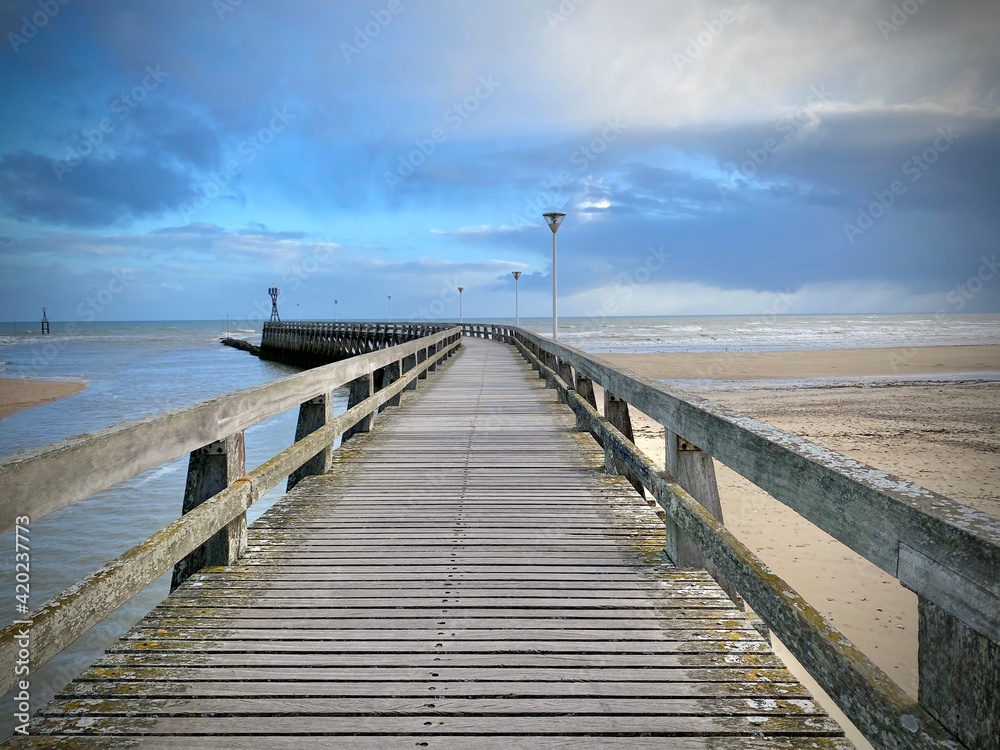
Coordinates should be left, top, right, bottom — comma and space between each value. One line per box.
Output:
457, 286, 464, 293
511, 271, 522, 280
542, 212, 566, 234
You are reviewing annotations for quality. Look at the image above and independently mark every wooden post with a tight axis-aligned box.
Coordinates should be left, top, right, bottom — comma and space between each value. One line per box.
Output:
286, 394, 332, 491
917, 593, 1000, 749
342, 373, 374, 443
171, 431, 246, 591
573, 374, 602, 444
417, 348, 428, 379
402, 353, 418, 391
665, 430, 739, 603
603, 390, 644, 497
382, 360, 402, 408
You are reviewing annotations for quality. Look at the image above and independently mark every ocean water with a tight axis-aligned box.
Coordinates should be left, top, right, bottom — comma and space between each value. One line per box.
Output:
0, 313, 998, 735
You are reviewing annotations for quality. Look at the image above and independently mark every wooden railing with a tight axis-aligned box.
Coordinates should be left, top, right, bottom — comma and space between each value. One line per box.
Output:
0, 327, 462, 695
261, 321, 454, 367
474, 323, 997, 750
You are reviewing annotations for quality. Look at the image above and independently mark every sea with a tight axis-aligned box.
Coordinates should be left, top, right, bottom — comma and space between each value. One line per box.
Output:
0, 313, 998, 736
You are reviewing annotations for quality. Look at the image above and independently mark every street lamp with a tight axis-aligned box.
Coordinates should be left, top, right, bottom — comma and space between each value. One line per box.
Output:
387, 295, 392, 323
511, 271, 522, 327
542, 212, 566, 340
334, 299, 338, 323
457, 286, 464, 324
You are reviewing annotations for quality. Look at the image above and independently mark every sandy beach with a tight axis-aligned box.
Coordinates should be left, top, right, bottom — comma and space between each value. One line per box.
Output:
0, 378, 86, 420
600, 344, 1000, 381
597, 345, 1000, 746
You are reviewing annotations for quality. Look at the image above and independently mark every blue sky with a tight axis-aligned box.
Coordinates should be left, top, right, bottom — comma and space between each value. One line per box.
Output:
1, 0, 998, 325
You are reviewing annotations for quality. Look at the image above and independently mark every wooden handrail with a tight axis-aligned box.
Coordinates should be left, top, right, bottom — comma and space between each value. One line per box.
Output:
0, 328, 461, 535
0, 330, 462, 694
510, 334, 961, 750
506, 327, 1000, 641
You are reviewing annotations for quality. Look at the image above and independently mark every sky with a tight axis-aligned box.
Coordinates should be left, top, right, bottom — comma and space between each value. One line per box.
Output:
1, 0, 998, 325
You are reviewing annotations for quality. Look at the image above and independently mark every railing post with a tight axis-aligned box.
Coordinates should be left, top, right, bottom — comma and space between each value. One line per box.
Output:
664, 431, 739, 602
286, 394, 333, 491
342, 372, 374, 443
573, 374, 601, 441
428, 343, 438, 372
602, 390, 645, 498
381, 360, 402, 410
417, 348, 428, 379
171, 431, 247, 591
917, 588, 1000, 749
402, 353, 418, 391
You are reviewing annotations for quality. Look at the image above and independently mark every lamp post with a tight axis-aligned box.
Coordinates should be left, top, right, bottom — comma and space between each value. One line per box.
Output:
334, 299, 338, 323
387, 295, 392, 324
542, 212, 566, 340
511, 271, 522, 327
457, 286, 464, 324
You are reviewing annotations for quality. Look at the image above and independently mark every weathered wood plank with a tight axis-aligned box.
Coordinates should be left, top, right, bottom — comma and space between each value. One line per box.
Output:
6, 737, 856, 750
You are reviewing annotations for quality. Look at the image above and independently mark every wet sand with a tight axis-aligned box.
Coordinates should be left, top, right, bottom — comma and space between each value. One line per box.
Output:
0, 378, 86, 420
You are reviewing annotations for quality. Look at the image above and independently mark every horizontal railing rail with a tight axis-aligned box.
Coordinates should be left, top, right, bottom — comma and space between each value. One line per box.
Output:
0, 327, 462, 695
477, 323, 996, 750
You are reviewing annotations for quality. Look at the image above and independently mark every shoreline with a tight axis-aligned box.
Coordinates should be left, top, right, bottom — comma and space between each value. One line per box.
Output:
0, 378, 86, 420
597, 343, 1000, 381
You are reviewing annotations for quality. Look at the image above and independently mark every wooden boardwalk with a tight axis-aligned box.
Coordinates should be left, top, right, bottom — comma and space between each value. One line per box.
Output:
17, 337, 850, 748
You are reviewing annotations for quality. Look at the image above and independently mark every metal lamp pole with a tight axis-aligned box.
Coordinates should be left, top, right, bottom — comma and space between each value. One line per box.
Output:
458, 286, 464, 324
542, 212, 566, 340
511, 271, 522, 327
334, 299, 338, 323
387, 295, 392, 323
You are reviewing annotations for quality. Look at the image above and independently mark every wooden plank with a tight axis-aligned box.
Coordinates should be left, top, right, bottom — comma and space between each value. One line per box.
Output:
59, 679, 811, 699
43, 696, 827, 717
6, 737, 856, 749
25, 714, 844, 736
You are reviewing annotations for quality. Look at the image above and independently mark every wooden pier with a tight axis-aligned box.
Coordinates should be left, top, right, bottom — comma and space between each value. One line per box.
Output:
1, 325, 997, 748
259, 321, 453, 368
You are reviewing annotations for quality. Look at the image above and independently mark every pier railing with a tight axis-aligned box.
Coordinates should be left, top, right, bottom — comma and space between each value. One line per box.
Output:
465, 322, 998, 750
0, 326, 462, 696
